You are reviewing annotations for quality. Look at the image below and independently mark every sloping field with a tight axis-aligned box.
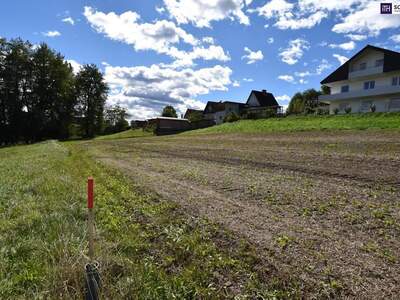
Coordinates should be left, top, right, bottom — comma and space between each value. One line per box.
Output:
0, 141, 282, 299
85, 130, 400, 298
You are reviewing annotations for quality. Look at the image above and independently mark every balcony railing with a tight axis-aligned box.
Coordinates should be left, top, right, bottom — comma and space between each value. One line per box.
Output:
348, 65, 383, 79
319, 84, 400, 102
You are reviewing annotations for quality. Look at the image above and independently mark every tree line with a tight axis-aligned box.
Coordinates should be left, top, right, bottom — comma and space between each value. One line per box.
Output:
0, 38, 129, 145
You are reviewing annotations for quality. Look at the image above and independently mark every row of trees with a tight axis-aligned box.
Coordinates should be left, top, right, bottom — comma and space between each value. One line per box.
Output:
286, 86, 330, 115
0, 38, 128, 145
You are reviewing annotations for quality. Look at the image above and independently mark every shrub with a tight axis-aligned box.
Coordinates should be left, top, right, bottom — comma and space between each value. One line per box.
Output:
223, 112, 240, 123
333, 108, 339, 115
345, 107, 352, 114
370, 104, 376, 113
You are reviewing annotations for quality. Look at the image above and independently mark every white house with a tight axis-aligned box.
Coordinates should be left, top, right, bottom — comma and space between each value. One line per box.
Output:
203, 101, 244, 124
319, 45, 400, 114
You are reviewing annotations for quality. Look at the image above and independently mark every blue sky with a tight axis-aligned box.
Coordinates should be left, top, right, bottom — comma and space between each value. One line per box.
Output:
1, 0, 400, 119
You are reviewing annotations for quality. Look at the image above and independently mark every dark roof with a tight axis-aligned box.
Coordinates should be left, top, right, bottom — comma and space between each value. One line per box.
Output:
321, 45, 400, 84
184, 109, 203, 118
204, 101, 225, 113
247, 90, 279, 107
204, 101, 244, 113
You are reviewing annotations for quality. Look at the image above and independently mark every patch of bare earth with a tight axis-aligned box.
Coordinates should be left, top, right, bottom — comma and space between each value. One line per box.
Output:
88, 130, 400, 298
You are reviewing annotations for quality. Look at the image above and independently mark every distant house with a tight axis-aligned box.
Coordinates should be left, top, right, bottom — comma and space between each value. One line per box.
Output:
245, 89, 282, 116
146, 117, 191, 135
319, 45, 400, 114
203, 101, 244, 125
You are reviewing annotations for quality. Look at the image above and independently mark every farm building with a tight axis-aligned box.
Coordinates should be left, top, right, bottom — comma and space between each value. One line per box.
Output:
146, 117, 191, 135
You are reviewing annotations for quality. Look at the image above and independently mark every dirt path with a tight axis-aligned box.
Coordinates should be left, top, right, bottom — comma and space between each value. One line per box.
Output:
88, 130, 400, 298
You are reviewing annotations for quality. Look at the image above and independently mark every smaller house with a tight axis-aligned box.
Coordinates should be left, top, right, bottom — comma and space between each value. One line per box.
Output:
203, 101, 244, 124
146, 117, 191, 135
245, 90, 282, 117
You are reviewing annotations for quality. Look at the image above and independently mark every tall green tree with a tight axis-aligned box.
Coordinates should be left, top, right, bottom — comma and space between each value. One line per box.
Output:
161, 105, 177, 118
0, 38, 32, 143
75, 64, 108, 138
29, 44, 75, 140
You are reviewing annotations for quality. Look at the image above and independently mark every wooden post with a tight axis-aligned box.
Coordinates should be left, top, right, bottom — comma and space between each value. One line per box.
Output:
87, 177, 95, 261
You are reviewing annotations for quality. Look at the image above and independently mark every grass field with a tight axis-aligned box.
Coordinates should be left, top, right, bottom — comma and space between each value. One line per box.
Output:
1, 114, 400, 298
189, 113, 400, 134
0, 141, 284, 299
95, 129, 151, 140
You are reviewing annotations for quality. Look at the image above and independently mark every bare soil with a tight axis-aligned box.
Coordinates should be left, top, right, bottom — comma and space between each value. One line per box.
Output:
87, 130, 400, 299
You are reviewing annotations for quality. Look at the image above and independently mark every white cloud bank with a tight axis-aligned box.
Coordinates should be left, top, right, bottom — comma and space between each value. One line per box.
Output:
83, 6, 230, 67
250, 0, 400, 37
163, 0, 251, 28
104, 63, 233, 120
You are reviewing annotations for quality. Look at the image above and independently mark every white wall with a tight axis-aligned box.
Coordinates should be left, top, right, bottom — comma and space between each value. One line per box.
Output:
349, 49, 383, 72
329, 95, 400, 114
247, 93, 259, 106
329, 71, 400, 94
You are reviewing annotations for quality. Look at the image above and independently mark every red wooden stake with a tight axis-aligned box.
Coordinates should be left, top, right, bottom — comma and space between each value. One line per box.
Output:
88, 177, 94, 209
87, 177, 95, 260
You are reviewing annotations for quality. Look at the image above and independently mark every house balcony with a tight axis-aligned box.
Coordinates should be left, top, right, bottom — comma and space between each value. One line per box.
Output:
348, 65, 383, 80
319, 84, 400, 102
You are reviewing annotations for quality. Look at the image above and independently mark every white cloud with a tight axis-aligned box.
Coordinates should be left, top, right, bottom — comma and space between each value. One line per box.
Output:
104, 63, 232, 120
83, 6, 230, 67
328, 41, 356, 51
332, 1, 400, 36
333, 54, 348, 65
315, 59, 332, 74
42, 30, 61, 37
243, 77, 254, 82
202, 36, 215, 44
274, 10, 327, 30
267, 37, 274, 44
278, 75, 295, 83
346, 34, 367, 41
298, 78, 308, 84
242, 47, 264, 64
156, 6, 165, 14
62, 17, 75, 25
163, 0, 250, 28
279, 39, 309, 65
66, 59, 82, 74
275, 94, 290, 103
294, 71, 312, 77
390, 35, 400, 43
250, 0, 293, 18
233, 80, 240, 87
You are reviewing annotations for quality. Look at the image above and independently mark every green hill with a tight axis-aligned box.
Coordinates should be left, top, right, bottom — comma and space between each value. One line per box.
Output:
188, 113, 400, 134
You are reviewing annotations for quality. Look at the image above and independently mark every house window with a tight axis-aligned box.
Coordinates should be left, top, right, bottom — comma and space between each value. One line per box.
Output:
375, 59, 384, 67
364, 81, 375, 90
392, 77, 399, 86
359, 62, 367, 70
341, 85, 349, 93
